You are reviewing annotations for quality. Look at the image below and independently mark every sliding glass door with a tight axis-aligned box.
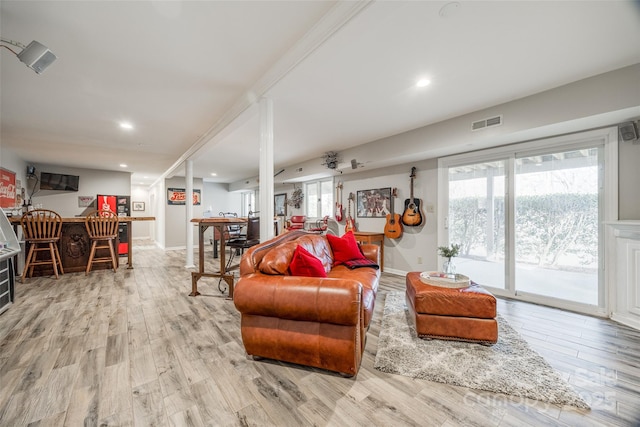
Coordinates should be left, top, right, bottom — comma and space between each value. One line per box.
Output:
448, 160, 506, 289
514, 148, 600, 305
440, 128, 616, 313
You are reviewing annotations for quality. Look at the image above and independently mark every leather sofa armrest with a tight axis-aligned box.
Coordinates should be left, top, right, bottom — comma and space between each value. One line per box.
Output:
360, 244, 380, 265
234, 275, 363, 326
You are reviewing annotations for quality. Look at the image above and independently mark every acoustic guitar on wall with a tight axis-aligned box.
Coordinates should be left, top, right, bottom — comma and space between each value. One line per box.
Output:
384, 188, 403, 239
345, 192, 356, 232
402, 167, 424, 227
335, 181, 343, 222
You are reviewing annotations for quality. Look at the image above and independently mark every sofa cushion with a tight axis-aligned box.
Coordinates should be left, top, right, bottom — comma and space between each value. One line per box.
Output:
259, 235, 333, 275
327, 231, 365, 266
289, 245, 327, 277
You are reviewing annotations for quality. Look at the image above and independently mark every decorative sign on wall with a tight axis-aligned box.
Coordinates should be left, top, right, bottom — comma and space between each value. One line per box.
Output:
78, 196, 94, 208
0, 168, 17, 208
167, 188, 201, 205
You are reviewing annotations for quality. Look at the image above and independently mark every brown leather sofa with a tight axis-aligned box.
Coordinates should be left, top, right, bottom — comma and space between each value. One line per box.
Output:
233, 230, 380, 376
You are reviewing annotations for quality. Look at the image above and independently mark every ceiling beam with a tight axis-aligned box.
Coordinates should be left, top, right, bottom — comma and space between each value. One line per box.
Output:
152, 0, 373, 187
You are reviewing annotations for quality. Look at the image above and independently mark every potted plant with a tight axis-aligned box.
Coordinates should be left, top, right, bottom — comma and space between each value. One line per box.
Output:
438, 243, 460, 275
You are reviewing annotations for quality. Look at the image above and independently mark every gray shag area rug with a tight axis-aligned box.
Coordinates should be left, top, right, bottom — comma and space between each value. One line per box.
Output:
374, 292, 589, 409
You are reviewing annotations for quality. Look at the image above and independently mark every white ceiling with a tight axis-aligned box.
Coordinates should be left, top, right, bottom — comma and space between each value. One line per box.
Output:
2, 1, 640, 186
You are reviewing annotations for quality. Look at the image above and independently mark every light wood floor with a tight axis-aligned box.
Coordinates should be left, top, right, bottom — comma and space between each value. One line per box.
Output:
1, 241, 639, 426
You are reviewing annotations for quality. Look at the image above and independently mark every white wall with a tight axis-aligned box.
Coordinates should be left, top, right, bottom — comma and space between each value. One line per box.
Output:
149, 181, 165, 248
131, 184, 151, 239
202, 181, 241, 216
164, 176, 204, 249
618, 138, 640, 220
28, 164, 130, 217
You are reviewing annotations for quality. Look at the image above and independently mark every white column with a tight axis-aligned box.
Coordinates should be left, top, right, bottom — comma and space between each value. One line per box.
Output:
259, 97, 274, 241
185, 159, 195, 268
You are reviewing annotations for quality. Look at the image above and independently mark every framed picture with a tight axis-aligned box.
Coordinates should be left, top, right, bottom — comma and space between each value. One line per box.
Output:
132, 201, 145, 211
274, 193, 287, 216
356, 187, 391, 218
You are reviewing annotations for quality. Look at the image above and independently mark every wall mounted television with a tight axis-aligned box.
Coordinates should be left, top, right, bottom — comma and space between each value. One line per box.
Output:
39, 172, 79, 192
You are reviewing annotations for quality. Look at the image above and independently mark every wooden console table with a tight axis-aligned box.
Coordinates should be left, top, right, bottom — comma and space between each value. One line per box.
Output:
353, 231, 384, 271
191, 217, 247, 298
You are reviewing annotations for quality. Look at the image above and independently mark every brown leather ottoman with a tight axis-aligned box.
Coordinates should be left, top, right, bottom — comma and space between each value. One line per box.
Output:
405, 271, 498, 344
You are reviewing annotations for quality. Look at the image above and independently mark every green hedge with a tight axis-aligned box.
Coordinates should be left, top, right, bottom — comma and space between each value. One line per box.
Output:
449, 193, 597, 269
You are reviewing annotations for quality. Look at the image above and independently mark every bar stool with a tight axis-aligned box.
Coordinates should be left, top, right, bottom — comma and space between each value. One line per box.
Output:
84, 209, 119, 275
21, 209, 64, 282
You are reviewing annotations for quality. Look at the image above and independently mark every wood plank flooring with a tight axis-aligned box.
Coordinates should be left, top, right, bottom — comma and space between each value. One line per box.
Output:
1, 241, 639, 426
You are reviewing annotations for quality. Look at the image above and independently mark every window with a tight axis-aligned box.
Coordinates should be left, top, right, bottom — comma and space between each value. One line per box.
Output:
304, 178, 333, 218
438, 127, 617, 315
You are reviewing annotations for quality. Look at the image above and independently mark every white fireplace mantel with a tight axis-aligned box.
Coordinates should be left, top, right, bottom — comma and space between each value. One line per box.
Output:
606, 221, 640, 330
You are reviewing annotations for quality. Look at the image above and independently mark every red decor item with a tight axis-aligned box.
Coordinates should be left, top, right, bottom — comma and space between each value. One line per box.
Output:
327, 231, 366, 266
343, 259, 379, 270
0, 168, 16, 209
289, 245, 327, 277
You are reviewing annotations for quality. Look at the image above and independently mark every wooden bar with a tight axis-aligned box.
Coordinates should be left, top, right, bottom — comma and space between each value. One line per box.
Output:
9, 216, 155, 274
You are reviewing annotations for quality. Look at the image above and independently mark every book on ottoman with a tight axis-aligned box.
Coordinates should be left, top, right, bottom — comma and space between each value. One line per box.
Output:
419, 271, 470, 288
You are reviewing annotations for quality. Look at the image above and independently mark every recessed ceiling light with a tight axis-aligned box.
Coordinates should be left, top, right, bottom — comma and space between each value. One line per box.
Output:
119, 122, 134, 130
416, 78, 431, 88
210, 173, 217, 177
120, 164, 127, 168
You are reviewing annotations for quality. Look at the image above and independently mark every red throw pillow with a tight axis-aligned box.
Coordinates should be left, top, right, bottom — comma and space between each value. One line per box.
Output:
289, 245, 327, 277
326, 231, 366, 266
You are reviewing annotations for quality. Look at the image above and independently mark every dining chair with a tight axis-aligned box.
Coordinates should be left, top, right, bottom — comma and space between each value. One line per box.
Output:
211, 211, 241, 258
217, 216, 259, 294
20, 209, 64, 282
219, 211, 242, 237
225, 216, 260, 270
84, 209, 119, 274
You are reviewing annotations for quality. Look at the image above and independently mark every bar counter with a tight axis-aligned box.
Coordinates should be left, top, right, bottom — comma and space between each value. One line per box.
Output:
9, 216, 155, 274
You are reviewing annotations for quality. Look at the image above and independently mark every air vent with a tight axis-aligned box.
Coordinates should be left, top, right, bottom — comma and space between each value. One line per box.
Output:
471, 115, 503, 131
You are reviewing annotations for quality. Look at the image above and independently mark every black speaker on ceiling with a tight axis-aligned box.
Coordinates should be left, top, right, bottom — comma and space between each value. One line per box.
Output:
619, 122, 638, 142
